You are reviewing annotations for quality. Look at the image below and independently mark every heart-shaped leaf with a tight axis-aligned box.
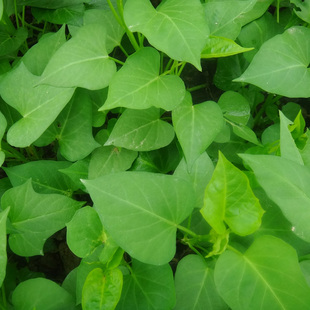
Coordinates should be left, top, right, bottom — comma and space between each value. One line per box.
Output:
172, 92, 223, 168
1, 180, 83, 256
0, 62, 74, 147
101, 47, 185, 111
124, 0, 209, 69
105, 108, 175, 151
215, 235, 310, 309
201, 152, 264, 236
83, 172, 195, 265
235, 26, 310, 97
39, 24, 116, 90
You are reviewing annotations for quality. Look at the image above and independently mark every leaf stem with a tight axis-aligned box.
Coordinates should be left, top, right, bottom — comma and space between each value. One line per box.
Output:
109, 56, 125, 66
187, 83, 207, 92
177, 224, 199, 238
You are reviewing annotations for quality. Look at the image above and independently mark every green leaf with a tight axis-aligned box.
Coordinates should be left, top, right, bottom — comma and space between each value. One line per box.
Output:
235, 26, 310, 97
67, 206, 104, 258
240, 154, 310, 242
4, 160, 79, 195
172, 92, 224, 168
23, 25, 66, 76
201, 152, 264, 236
89, 146, 137, 179
174, 152, 214, 209
218, 91, 250, 125
280, 111, 303, 165
204, 0, 256, 39
124, 0, 208, 70
82, 268, 123, 310
117, 260, 175, 310
174, 255, 227, 310
105, 108, 175, 152
0, 27, 28, 56
83, 9, 125, 53
0, 111, 6, 167
214, 235, 310, 309
1, 180, 83, 256
0, 62, 74, 147
39, 24, 116, 90
231, 123, 260, 145
12, 278, 76, 310
18, 0, 88, 9
101, 47, 185, 111
291, 0, 310, 23
0, 208, 9, 287
83, 172, 195, 265
201, 36, 253, 59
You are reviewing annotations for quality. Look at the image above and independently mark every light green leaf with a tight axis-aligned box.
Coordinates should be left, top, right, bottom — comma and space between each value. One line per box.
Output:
300, 260, 310, 287
1, 180, 83, 256
0, 0, 3, 20
39, 24, 116, 90
117, 260, 175, 310
201, 152, 264, 236
240, 154, 310, 242
235, 26, 310, 97
83, 172, 195, 265
89, 145, 137, 179
280, 111, 303, 165
23, 25, 66, 76
105, 108, 175, 151
0, 111, 6, 167
231, 123, 260, 145
4, 160, 79, 195
18, 0, 88, 9
172, 92, 224, 168
174, 152, 214, 209
0, 208, 9, 287
0, 62, 74, 147
67, 206, 104, 258
101, 47, 185, 111
12, 278, 76, 310
291, 0, 310, 23
215, 235, 310, 309
201, 36, 253, 59
82, 268, 123, 310
124, 0, 208, 70
83, 9, 125, 53
174, 255, 227, 310
204, 0, 256, 39
218, 91, 250, 125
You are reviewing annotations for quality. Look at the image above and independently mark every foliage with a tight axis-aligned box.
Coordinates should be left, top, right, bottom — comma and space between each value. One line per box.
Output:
0, 0, 310, 309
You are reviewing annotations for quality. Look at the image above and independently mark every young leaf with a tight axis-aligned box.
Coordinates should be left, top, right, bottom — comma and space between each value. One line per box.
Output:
82, 268, 123, 310
101, 47, 185, 111
83, 172, 195, 265
39, 24, 116, 90
12, 278, 76, 310
0, 208, 9, 287
291, 0, 310, 23
1, 180, 83, 256
124, 0, 209, 70
240, 154, 310, 242
0, 111, 6, 167
215, 235, 310, 309
105, 108, 175, 151
231, 123, 260, 145
201, 152, 264, 236
279, 111, 303, 165
201, 36, 253, 59
172, 92, 224, 169
88, 146, 137, 179
174, 255, 227, 310
235, 26, 310, 97
0, 62, 74, 147
117, 260, 175, 310
4, 160, 79, 195
67, 206, 104, 258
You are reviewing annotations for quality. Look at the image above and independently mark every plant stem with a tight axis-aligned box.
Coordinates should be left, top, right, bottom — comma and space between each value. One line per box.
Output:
14, 0, 19, 28
187, 83, 207, 92
177, 224, 199, 238
109, 56, 125, 65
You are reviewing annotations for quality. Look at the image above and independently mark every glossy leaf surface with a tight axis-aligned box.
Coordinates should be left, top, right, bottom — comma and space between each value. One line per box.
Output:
124, 0, 208, 69
1, 180, 82, 256
101, 47, 185, 111
215, 235, 310, 309
201, 152, 264, 236
83, 172, 195, 265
